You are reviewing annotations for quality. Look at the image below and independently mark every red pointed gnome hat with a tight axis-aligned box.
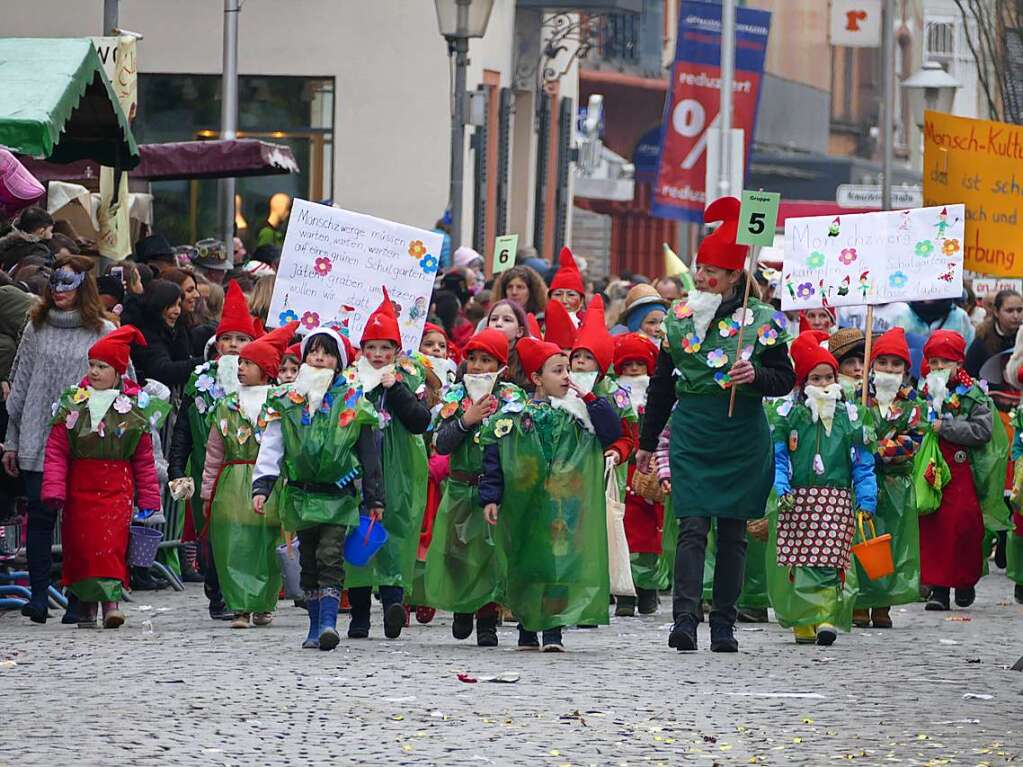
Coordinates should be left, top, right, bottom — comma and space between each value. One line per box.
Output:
215, 280, 258, 340
526, 312, 542, 339
697, 196, 749, 272
870, 327, 911, 367
463, 328, 509, 365
614, 332, 658, 376
922, 329, 966, 364
544, 297, 577, 351
239, 321, 299, 380
283, 343, 301, 362
361, 286, 401, 346
572, 295, 613, 373
791, 330, 838, 385
89, 324, 145, 375
516, 337, 565, 380
549, 246, 585, 295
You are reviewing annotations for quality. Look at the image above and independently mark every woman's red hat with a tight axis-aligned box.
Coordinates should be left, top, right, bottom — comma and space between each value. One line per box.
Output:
696, 197, 748, 272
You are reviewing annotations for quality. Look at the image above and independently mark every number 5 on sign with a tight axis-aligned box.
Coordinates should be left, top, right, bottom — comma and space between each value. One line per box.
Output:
736, 190, 780, 247
492, 234, 519, 275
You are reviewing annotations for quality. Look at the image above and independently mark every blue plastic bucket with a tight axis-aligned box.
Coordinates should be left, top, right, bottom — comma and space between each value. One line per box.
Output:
343, 516, 388, 567
127, 525, 164, 568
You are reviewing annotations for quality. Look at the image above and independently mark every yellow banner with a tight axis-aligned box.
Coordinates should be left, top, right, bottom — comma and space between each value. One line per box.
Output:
923, 110, 1023, 277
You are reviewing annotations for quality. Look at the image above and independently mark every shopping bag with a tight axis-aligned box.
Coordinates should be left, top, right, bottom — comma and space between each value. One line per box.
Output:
913, 430, 950, 515
276, 536, 302, 600
605, 459, 636, 597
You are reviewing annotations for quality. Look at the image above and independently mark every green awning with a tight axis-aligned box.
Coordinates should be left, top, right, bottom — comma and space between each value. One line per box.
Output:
0, 38, 140, 169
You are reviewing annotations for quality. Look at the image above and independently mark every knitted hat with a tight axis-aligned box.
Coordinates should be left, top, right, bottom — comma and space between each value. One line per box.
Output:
463, 328, 509, 365
572, 295, 613, 373
240, 321, 299, 380
301, 327, 354, 369
89, 324, 145, 375
516, 337, 565, 380
614, 332, 658, 376
870, 327, 911, 367
791, 330, 837, 385
922, 329, 966, 364
361, 287, 402, 346
215, 280, 257, 340
696, 197, 749, 271
544, 298, 577, 351
549, 246, 585, 295
828, 327, 866, 363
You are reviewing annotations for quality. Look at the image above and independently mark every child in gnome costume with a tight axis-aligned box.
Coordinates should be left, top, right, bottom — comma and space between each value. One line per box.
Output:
169, 280, 258, 620
851, 327, 926, 629
918, 330, 1008, 611
41, 326, 166, 629
828, 327, 866, 401
346, 288, 431, 639
771, 331, 877, 645
479, 337, 621, 651
253, 326, 384, 650
202, 321, 298, 629
613, 332, 666, 615
278, 344, 301, 384
425, 329, 527, 646
547, 247, 586, 327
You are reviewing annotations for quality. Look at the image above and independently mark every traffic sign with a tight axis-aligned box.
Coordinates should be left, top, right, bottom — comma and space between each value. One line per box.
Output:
836, 184, 922, 209
492, 234, 519, 275
736, 190, 780, 247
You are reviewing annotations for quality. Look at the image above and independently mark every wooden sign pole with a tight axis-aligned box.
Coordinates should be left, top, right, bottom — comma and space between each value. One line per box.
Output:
728, 245, 760, 417
861, 305, 874, 407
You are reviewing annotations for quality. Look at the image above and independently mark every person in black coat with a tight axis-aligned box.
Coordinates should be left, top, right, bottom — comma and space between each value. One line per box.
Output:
127, 280, 203, 389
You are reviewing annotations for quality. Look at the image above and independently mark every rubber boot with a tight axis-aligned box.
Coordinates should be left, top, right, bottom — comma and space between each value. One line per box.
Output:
318, 587, 341, 651
347, 586, 371, 638
380, 585, 405, 639
614, 595, 636, 617
302, 591, 321, 649
637, 588, 660, 615
452, 612, 475, 639
476, 608, 499, 647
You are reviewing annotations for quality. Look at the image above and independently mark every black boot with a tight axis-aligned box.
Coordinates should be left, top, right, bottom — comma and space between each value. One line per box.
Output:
1015, 584, 1023, 605
709, 622, 738, 653
637, 589, 660, 615
954, 585, 976, 607
995, 531, 1008, 570
452, 612, 474, 640
380, 585, 406, 639
60, 592, 80, 625
926, 586, 950, 611
517, 625, 539, 649
668, 615, 698, 651
347, 586, 371, 639
476, 612, 499, 647
614, 595, 636, 617
180, 542, 204, 583
541, 627, 564, 652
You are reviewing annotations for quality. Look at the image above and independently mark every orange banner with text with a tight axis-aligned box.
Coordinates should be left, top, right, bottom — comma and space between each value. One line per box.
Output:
923, 110, 1023, 277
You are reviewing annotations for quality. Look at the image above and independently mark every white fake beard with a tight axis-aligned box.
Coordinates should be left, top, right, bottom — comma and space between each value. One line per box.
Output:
216, 354, 241, 397
293, 364, 336, 413
550, 389, 594, 432
872, 371, 903, 417
804, 383, 842, 436
356, 355, 395, 393
463, 371, 500, 402
617, 374, 650, 410
925, 368, 952, 414
686, 290, 723, 340
569, 370, 599, 395
425, 355, 458, 386
86, 388, 119, 432
838, 373, 859, 401
238, 384, 270, 426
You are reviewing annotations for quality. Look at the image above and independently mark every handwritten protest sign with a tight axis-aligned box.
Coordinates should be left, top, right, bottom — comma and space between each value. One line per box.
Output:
923, 111, 1023, 277
781, 204, 965, 312
267, 200, 442, 352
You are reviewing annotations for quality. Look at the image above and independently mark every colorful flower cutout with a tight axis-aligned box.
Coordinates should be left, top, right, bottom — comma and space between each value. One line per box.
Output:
796, 282, 815, 299
194, 398, 208, 414
681, 332, 702, 354
839, 248, 858, 265
314, 257, 332, 276
65, 409, 79, 429
706, 349, 728, 368
942, 239, 960, 256
718, 318, 739, 338
771, 311, 788, 329
408, 240, 427, 259
278, 308, 298, 325
756, 325, 779, 346
113, 395, 132, 414
440, 401, 459, 419
888, 270, 909, 289
494, 418, 514, 438
196, 374, 215, 393
613, 388, 631, 409
673, 303, 693, 320
714, 371, 732, 389
72, 387, 90, 404
741, 345, 754, 362
732, 308, 755, 327
807, 251, 826, 269
301, 311, 320, 330
914, 240, 934, 257
419, 254, 439, 274
338, 409, 355, 427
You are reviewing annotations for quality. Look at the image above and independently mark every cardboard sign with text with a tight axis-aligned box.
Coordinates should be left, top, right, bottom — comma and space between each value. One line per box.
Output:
267, 199, 442, 353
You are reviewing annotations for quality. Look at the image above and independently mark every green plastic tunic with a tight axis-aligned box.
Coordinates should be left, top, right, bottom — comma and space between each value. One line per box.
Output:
208, 395, 282, 614
424, 382, 526, 612
346, 356, 429, 592
480, 401, 609, 631
183, 361, 226, 533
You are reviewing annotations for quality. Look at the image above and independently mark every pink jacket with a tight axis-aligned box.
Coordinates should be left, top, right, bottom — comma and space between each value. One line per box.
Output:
201, 427, 226, 501
655, 423, 671, 483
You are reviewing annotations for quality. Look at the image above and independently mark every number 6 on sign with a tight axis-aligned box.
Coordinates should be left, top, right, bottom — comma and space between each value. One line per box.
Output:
736, 191, 780, 247
492, 234, 519, 275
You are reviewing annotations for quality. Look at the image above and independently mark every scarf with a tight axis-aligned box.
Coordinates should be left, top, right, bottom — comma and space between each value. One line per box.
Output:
293, 364, 336, 414
550, 389, 594, 432
617, 374, 650, 410
924, 368, 952, 414
425, 355, 458, 386
216, 354, 241, 397
804, 383, 842, 436
238, 384, 270, 426
872, 371, 903, 418
86, 388, 119, 431
463, 371, 500, 402
356, 355, 395, 393
569, 371, 599, 395
686, 290, 723, 340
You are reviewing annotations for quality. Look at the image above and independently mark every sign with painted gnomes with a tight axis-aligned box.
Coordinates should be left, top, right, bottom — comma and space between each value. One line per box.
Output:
780, 204, 965, 312
267, 199, 443, 352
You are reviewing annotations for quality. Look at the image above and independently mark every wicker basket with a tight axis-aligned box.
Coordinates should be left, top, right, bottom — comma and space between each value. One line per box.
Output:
747, 517, 769, 543
630, 466, 665, 504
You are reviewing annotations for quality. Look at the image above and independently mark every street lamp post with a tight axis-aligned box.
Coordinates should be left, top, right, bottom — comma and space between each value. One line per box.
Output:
220, 0, 240, 262
901, 60, 961, 129
434, 0, 495, 251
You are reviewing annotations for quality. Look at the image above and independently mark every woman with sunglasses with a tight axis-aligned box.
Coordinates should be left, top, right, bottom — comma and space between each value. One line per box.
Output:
2, 256, 119, 624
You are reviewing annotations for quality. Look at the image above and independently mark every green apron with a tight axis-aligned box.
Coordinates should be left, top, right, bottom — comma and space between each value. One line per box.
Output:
346, 356, 429, 591
184, 361, 225, 534
208, 397, 281, 614
481, 402, 609, 631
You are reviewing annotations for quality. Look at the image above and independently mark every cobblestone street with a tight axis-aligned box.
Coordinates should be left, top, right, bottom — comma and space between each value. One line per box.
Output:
1, 573, 1020, 766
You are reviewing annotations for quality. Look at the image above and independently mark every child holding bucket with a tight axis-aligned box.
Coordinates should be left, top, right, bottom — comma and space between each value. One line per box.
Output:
41, 326, 165, 629
425, 329, 524, 646
852, 328, 926, 629
918, 330, 1008, 611
202, 322, 297, 629
253, 326, 384, 650
479, 337, 621, 651
346, 289, 431, 640
770, 331, 877, 646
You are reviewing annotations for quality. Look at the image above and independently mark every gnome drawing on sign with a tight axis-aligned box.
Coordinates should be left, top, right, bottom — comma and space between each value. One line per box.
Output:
836, 275, 851, 298
828, 217, 841, 237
